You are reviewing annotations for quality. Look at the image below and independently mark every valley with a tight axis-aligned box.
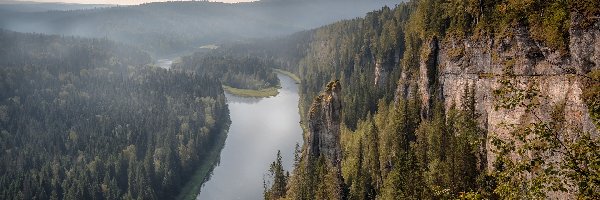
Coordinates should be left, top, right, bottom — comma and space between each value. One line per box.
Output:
0, 0, 598, 200
197, 73, 303, 200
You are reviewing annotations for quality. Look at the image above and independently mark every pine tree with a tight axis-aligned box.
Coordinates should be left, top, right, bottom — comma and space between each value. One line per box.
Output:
264, 150, 288, 199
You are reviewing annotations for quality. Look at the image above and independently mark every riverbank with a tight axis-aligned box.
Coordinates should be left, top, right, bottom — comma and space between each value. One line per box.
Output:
176, 122, 230, 200
274, 68, 301, 83
197, 73, 303, 199
274, 69, 307, 136
222, 69, 300, 98
222, 85, 280, 97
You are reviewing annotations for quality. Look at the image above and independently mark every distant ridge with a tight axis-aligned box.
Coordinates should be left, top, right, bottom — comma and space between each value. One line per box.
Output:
0, 0, 401, 56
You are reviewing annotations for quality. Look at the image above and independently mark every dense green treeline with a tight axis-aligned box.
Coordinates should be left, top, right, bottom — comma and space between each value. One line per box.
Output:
210, 32, 314, 76
262, 0, 600, 199
174, 52, 279, 91
340, 89, 485, 199
297, 4, 413, 130
295, 0, 600, 130
271, 89, 485, 199
0, 30, 230, 199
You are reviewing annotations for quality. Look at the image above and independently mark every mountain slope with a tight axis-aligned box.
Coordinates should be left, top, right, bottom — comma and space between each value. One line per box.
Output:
248, 0, 600, 199
0, 30, 230, 199
0, 0, 402, 56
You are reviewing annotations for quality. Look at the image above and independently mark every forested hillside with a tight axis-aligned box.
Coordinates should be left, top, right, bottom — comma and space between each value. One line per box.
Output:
1, 0, 598, 199
255, 0, 600, 199
0, 0, 401, 56
174, 52, 279, 91
0, 30, 230, 199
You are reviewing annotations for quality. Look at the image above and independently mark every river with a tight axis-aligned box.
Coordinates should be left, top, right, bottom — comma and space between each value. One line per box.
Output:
196, 73, 303, 200
157, 58, 173, 69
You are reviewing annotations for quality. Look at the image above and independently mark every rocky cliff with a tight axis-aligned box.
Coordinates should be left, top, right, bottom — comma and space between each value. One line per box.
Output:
274, 3, 599, 199
304, 80, 344, 197
306, 80, 343, 166
409, 16, 600, 172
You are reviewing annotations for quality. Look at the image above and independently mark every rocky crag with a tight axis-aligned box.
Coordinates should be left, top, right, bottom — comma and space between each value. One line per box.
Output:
307, 80, 343, 166
407, 16, 600, 173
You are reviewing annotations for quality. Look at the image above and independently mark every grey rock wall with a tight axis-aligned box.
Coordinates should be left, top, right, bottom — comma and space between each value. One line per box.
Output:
426, 18, 600, 196
306, 80, 343, 167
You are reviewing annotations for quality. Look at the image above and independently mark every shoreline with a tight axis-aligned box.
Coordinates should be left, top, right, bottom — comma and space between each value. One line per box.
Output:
176, 122, 230, 200
273, 68, 301, 83
178, 71, 303, 199
222, 85, 280, 97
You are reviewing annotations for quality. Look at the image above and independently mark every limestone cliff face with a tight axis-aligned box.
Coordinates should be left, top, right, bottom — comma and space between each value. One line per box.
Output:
306, 80, 342, 167
409, 16, 600, 173
419, 37, 441, 120
374, 53, 400, 86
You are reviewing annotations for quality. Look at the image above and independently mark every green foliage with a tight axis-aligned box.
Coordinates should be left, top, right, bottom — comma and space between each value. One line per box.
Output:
285, 155, 341, 200
247, 0, 600, 199
446, 44, 465, 61
175, 53, 280, 91
273, 69, 301, 84
412, 96, 485, 199
443, 0, 480, 37
333, 95, 482, 199
408, 0, 581, 52
264, 151, 289, 200
344, 116, 381, 200
565, 132, 600, 199
577, 70, 600, 198
494, 0, 570, 51
177, 126, 229, 200
582, 70, 600, 128
569, 0, 600, 29
222, 85, 280, 98
293, 4, 414, 129
0, 30, 230, 200
492, 72, 600, 199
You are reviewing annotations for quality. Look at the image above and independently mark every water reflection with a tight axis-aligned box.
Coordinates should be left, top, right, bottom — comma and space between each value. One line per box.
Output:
197, 73, 303, 200
224, 93, 263, 104
157, 59, 173, 69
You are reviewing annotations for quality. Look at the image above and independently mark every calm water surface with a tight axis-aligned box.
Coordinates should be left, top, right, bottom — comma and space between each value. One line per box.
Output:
157, 59, 173, 69
197, 73, 303, 200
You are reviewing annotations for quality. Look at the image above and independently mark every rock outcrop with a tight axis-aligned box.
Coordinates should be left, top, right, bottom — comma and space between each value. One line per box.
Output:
440, 20, 597, 161
304, 80, 344, 197
403, 15, 600, 197
306, 80, 343, 166
419, 37, 441, 120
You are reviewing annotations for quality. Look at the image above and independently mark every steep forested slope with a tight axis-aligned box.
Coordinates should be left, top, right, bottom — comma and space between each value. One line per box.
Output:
0, 30, 230, 199
253, 0, 600, 199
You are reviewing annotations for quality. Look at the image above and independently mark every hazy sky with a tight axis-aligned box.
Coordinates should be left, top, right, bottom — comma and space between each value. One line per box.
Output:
10, 0, 256, 5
